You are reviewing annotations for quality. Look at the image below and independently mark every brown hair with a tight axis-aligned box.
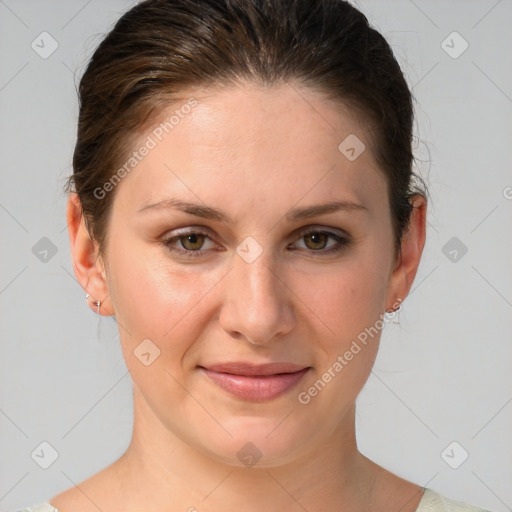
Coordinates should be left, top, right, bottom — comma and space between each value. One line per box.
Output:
65, 0, 426, 260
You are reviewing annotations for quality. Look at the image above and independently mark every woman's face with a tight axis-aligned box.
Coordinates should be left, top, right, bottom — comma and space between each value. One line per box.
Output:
94, 83, 412, 467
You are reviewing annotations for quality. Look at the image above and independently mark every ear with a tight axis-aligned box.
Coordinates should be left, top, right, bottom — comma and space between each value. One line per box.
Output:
66, 193, 114, 316
385, 194, 427, 311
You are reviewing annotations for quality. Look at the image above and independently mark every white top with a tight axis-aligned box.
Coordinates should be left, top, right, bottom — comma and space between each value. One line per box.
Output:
416, 489, 490, 511
17, 488, 491, 512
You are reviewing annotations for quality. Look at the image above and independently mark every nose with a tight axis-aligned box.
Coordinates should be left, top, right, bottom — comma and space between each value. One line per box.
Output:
218, 249, 295, 345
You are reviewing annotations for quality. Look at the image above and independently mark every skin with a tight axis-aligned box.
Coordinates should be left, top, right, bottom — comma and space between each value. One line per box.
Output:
57, 82, 427, 512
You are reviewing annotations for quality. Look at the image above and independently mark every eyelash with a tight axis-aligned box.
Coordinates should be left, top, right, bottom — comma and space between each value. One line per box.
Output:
161, 227, 351, 259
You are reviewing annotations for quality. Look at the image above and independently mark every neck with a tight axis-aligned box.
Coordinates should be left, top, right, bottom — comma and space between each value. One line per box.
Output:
111, 387, 384, 512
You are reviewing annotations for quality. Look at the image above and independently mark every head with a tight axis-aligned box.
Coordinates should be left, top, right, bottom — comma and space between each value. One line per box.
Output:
67, 0, 427, 467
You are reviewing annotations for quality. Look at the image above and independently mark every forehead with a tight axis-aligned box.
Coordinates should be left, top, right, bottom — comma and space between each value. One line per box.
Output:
112, 82, 388, 219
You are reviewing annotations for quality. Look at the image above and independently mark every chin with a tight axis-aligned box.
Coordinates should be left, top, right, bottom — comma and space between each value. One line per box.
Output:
194, 414, 315, 469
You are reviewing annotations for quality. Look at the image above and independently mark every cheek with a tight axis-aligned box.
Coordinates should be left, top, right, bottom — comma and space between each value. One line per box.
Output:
291, 243, 390, 407
294, 248, 389, 345
293, 256, 388, 413
106, 239, 224, 361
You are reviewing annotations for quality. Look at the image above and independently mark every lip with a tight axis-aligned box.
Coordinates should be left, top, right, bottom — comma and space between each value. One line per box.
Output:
198, 362, 310, 401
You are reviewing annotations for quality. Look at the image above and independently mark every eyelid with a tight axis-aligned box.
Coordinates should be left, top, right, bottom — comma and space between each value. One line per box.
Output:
161, 226, 219, 254
293, 225, 349, 240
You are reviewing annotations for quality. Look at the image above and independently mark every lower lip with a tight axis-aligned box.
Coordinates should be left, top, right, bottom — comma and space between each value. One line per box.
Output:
200, 367, 310, 401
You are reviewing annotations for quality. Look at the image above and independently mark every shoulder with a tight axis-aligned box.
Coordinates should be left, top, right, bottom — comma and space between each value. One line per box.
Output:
16, 503, 62, 512
416, 489, 492, 512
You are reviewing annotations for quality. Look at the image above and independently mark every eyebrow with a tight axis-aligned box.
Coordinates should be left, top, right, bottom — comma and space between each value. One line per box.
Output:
137, 197, 368, 224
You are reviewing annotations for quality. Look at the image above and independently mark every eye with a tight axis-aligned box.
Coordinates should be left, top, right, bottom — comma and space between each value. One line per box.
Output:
291, 227, 350, 255
162, 229, 217, 257
161, 226, 351, 259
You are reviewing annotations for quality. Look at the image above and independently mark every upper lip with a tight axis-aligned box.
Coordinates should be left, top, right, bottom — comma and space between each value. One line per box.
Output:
199, 362, 309, 376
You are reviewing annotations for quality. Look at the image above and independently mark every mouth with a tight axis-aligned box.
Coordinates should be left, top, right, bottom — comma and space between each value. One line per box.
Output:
198, 362, 311, 402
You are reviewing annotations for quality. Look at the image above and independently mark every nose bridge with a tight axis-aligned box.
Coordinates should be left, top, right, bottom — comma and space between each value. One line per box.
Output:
239, 254, 279, 303
219, 247, 293, 343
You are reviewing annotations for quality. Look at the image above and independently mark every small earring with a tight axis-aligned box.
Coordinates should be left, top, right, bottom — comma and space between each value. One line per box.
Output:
85, 293, 101, 315
391, 298, 402, 325
386, 298, 402, 325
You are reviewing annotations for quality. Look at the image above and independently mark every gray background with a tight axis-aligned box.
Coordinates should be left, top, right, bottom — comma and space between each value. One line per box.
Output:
1, 0, 511, 511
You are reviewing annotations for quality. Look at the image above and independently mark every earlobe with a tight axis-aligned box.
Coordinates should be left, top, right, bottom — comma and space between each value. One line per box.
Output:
66, 193, 113, 316
385, 194, 427, 310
